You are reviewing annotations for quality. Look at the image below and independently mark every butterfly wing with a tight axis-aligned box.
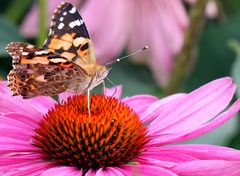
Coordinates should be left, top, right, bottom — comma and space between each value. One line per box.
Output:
43, 2, 96, 67
6, 42, 89, 98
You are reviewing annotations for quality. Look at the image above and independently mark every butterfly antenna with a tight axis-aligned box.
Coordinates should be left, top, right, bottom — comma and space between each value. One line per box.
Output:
106, 46, 148, 66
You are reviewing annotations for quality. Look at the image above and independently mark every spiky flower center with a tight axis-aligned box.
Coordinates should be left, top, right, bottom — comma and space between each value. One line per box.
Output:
33, 95, 149, 170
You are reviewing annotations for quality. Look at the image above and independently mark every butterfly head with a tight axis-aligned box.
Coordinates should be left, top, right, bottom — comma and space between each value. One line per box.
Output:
95, 65, 109, 82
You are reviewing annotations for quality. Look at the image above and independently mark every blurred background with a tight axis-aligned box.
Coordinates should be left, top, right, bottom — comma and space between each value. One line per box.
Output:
0, 0, 240, 148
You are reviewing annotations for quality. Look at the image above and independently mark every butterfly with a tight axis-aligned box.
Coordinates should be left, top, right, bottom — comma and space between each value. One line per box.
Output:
6, 2, 109, 99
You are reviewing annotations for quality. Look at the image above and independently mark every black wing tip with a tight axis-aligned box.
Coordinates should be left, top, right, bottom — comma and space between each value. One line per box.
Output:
57, 1, 74, 10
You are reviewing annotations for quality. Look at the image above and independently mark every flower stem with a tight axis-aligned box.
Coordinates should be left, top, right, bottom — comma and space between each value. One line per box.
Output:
165, 0, 208, 95
37, 0, 47, 46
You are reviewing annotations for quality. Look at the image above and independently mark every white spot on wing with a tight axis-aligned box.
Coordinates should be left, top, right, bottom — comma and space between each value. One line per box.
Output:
50, 21, 55, 27
21, 52, 29, 56
60, 17, 64, 21
63, 12, 67, 16
69, 19, 83, 28
48, 28, 53, 35
49, 58, 67, 63
35, 50, 49, 55
27, 45, 34, 49
69, 7, 76, 14
58, 23, 64, 30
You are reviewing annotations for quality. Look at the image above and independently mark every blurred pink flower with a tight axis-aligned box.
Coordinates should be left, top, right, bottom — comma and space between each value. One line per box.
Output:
1, 77, 240, 175
21, 0, 189, 87
184, 0, 219, 19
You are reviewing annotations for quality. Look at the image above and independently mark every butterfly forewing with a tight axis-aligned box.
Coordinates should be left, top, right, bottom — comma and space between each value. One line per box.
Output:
43, 2, 96, 66
6, 2, 109, 99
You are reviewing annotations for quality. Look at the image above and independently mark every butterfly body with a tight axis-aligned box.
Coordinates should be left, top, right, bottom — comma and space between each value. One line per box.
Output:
6, 2, 109, 98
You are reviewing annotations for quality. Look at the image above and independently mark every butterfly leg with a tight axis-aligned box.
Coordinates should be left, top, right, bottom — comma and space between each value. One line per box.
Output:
87, 88, 91, 116
102, 80, 106, 95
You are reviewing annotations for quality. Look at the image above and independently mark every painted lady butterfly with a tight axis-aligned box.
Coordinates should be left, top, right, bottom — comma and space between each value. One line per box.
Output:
6, 2, 109, 99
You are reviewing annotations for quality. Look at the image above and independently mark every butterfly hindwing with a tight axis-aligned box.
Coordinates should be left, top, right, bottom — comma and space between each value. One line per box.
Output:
43, 2, 96, 66
6, 42, 88, 98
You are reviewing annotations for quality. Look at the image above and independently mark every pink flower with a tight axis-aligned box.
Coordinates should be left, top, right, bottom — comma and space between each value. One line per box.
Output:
1, 77, 240, 175
21, 0, 189, 87
184, 0, 219, 19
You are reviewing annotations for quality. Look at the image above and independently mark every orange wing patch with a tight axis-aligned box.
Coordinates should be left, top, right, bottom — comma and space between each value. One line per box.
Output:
47, 34, 96, 66
74, 37, 96, 66
61, 52, 76, 60
21, 56, 50, 65
48, 33, 77, 51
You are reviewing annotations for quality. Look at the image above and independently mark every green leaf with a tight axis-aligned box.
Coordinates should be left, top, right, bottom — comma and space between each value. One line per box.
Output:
0, 16, 24, 56
37, 0, 47, 46
4, 0, 32, 24
185, 11, 240, 91
229, 39, 240, 97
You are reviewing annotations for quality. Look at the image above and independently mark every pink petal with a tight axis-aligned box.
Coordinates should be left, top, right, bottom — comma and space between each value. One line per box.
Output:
104, 85, 122, 99
3, 113, 39, 128
127, 2, 171, 86
85, 169, 96, 176
167, 1, 189, 32
155, 144, 240, 161
0, 137, 36, 152
122, 94, 158, 113
0, 114, 34, 130
139, 93, 186, 124
0, 82, 55, 117
0, 115, 34, 141
122, 164, 177, 176
154, 1, 188, 54
41, 166, 82, 176
95, 167, 129, 176
205, 0, 218, 19
136, 156, 179, 168
171, 160, 240, 176
58, 91, 78, 103
128, 1, 188, 87
149, 97, 240, 146
138, 150, 197, 167
127, 2, 152, 64
82, 0, 131, 64
106, 167, 130, 176
0, 159, 54, 176
0, 154, 43, 166
148, 77, 236, 137
95, 168, 118, 176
